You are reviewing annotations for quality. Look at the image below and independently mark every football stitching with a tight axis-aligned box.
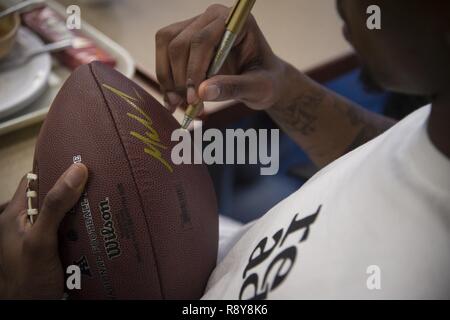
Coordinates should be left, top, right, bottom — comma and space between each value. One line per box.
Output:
88, 63, 166, 299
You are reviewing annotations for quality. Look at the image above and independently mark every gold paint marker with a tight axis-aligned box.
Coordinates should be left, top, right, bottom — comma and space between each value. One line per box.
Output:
181, 0, 256, 129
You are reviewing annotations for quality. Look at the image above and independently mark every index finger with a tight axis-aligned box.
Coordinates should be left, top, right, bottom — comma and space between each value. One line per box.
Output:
155, 16, 197, 94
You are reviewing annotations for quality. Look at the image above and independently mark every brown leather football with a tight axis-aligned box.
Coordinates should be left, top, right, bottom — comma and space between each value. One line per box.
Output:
32, 62, 218, 299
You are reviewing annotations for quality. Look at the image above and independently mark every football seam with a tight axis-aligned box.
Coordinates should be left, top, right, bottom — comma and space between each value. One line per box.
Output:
88, 63, 166, 299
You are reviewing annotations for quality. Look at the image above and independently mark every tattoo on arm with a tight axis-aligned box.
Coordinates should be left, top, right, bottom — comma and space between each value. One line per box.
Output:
269, 91, 326, 136
333, 97, 396, 153
268, 83, 396, 166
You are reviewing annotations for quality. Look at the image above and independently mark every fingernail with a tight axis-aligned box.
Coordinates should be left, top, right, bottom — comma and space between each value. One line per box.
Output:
166, 92, 182, 107
187, 86, 199, 105
65, 164, 86, 189
203, 84, 220, 101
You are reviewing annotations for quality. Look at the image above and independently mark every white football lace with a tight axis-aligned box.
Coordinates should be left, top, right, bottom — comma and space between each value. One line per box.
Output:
26, 173, 38, 225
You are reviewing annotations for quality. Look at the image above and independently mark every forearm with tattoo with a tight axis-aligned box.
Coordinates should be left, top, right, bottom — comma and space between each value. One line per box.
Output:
268, 62, 396, 168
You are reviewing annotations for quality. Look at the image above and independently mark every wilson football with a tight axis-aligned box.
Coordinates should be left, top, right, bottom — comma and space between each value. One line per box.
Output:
32, 62, 218, 299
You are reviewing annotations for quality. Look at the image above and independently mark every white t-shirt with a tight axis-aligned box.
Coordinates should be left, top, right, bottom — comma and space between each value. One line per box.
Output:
203, 105, 450, 299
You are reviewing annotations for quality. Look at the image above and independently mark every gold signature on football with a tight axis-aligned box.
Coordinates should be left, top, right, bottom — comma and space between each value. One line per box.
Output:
102, 84, 173, 173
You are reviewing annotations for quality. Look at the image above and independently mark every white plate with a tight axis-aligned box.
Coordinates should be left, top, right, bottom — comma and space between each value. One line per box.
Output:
0, 27, 51, 120
0, 0, 135, 136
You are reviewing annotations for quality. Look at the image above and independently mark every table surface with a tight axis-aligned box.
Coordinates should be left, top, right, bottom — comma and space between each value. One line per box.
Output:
0, 0, 351, 205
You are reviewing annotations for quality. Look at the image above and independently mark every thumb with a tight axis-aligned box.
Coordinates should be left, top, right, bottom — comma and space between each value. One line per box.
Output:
198, 70, 276, 110
34, 163, 88, 233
